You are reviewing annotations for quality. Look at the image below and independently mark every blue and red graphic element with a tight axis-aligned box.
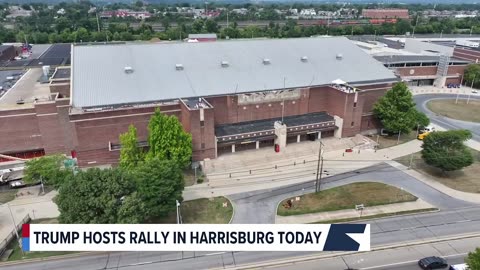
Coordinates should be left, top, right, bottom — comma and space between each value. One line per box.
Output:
22, 224, 30, 251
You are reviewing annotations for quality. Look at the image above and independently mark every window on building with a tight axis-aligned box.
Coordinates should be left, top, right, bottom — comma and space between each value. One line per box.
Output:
200, 120, 205, 127
353, 102, 357, 108
351, 121, 355, 127
201, 143, 205, 149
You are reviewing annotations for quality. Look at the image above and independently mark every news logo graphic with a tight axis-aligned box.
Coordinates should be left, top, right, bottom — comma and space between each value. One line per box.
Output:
22, 224, 370, 252
22, 224, 30, 252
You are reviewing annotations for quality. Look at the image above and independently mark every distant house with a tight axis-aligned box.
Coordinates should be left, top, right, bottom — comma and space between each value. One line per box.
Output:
362, 9, 409, 19
6, 6, 33, 19
100, 10, 152, 20
187, 34, 217, 42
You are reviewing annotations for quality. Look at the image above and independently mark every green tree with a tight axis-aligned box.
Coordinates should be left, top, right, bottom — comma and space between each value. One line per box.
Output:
204, 19, 218, 33
464, 64, 480, 88
23, 155, 71, 188
467, 247, 480, 270
422, 130, 474, 172
56, 168, 144, 223
135, 158, 184, 220
414, 111, 430, 129
119, 124, 144, 171
147, 108, 192, 168
117, 192, 147, 223
373, 82, 418, 134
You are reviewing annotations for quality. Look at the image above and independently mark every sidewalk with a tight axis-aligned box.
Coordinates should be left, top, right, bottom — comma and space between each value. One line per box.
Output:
184, 140, 424, 200
0, 188, 59, 246
410, 85, 480, 96
276, 199, 434, 224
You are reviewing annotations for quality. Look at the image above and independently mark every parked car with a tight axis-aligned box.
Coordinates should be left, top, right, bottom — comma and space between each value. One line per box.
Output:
418, 256, 448, 269
472, 89, 478, 93
9, 180, 26, 189
449, 263, 468, 270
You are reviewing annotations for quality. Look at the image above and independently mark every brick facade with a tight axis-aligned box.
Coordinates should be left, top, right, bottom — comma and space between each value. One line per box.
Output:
0, 82, 394, 167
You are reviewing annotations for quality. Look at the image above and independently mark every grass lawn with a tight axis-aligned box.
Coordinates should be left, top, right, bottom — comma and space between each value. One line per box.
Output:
0, 190, 17, 203
7, 218, 74, 261
152, 196, 233, 224
427, 99, 480, 123
277, 182, 417, 216
396, 149, 480, 193
370, 132, 418, 149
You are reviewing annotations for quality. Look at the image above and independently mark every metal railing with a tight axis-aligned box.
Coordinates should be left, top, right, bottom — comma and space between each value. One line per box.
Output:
0, 214, 31, 257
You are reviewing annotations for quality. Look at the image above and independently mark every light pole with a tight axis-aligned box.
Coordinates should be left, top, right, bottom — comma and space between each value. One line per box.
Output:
176, 200, 181, 224
468, 74, 476, 105
7, 203, 24, 255
455, 74, 463, 104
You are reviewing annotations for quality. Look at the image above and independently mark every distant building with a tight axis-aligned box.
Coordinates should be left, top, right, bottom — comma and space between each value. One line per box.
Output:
6, 6, 33, 19
187, 34, 217, 42
362, 9, 409, 19
100, 10, 151, 20
300, 9, 317, 18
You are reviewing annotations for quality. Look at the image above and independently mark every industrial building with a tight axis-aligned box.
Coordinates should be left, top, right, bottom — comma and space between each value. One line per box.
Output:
1, 37, 401, 167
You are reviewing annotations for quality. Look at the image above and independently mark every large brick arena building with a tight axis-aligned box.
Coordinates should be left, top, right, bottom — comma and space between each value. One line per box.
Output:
0, 37, 401, 167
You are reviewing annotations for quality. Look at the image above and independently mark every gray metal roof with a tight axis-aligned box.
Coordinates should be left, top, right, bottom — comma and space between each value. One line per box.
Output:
374, 55, 470, 64
188, 33, 217, 39
71, 37, 398, 108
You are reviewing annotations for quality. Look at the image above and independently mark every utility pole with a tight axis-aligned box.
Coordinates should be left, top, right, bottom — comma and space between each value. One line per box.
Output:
471, 26, 474, 36
96, 12, 101, 32
315, 138, 324, 193
226, 10, 229, 28
412, 13, 419, 38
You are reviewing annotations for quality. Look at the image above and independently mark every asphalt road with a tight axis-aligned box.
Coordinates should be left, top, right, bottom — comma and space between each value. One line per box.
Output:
2, 164, 479, 270
414, 94, 480, 141
229, 163, 473, 224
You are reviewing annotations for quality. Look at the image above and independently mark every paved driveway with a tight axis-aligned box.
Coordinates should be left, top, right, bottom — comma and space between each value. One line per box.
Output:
414, 94, 480, 141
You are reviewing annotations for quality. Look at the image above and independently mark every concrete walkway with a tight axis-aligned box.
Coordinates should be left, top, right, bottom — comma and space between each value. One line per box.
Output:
0, 188, 59, 247
276, 199, 434, 224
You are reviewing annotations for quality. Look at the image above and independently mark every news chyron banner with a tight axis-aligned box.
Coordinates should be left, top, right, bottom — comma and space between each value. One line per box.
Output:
22, 224, 370, 252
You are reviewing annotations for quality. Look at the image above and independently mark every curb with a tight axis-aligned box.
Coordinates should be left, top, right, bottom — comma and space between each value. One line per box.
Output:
213, 233, 480, 270
0, 251, 111, 266
226, 196, 235, 224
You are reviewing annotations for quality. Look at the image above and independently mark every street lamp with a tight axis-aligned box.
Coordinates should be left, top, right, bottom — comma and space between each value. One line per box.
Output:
176, 200, 181, 224
468, 74, 476, 104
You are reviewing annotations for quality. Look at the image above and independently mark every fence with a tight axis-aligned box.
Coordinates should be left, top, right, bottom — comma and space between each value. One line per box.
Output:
0, 214, 31, 257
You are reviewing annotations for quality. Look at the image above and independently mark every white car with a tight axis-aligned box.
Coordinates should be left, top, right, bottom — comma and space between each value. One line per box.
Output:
472, 89, 478, 93
449, 263, 469, 270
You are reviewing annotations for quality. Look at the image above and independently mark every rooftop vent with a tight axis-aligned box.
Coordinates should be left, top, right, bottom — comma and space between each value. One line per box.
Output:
301, 56, 308, 62
175, 64, 184, 71
262, 58, 271, 65
221, 61, 229, 67
124, 66, 134, 74
336, 54, 343, 60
